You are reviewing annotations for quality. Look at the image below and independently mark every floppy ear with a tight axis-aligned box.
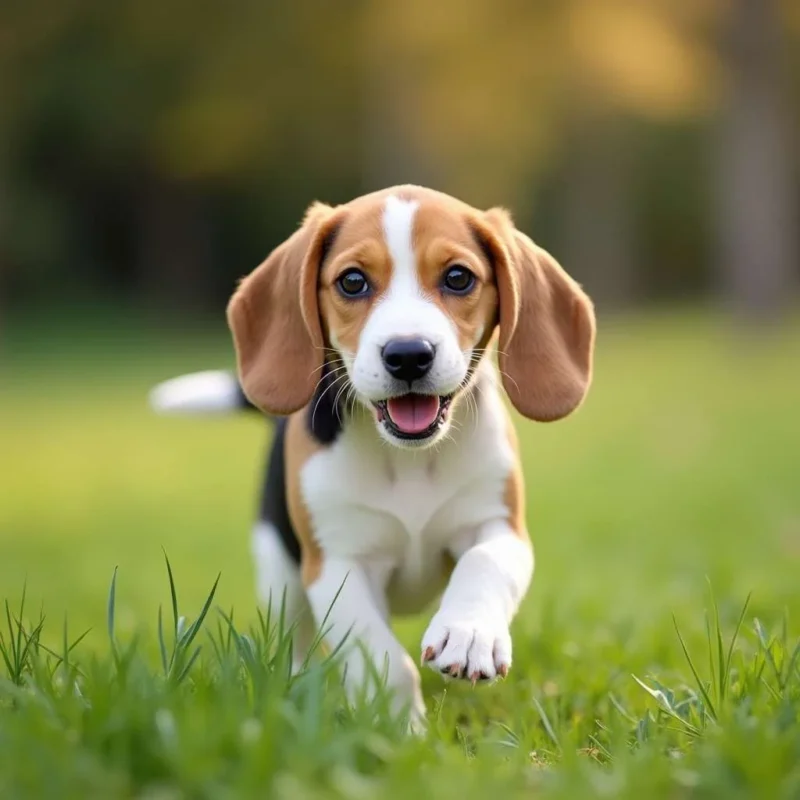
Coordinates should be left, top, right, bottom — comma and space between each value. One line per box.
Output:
227, 202, 341, 415
477, 208, 596, 422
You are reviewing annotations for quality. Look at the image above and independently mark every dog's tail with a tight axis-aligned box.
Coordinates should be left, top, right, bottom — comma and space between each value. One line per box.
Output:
148, 370, 258, 416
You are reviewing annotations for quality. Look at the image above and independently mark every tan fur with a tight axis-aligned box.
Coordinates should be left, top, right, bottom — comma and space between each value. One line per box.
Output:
227, 202, 343, 415
411, 200, 498, 352
474, 207, 596, 422
501, 406, 528, 541
317, 202, 391, 356
284, 413, 325, 586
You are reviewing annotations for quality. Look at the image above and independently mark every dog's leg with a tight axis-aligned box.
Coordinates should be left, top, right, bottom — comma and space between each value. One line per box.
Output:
306, 557, 426, 731
252, 522, 314, 673
421, 520, 533, 682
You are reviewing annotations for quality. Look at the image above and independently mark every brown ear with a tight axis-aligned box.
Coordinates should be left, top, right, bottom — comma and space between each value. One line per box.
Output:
226, 202, 340, 415
479, 208, 596, 422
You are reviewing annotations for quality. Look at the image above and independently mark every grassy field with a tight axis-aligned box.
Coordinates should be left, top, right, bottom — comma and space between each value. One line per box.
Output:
1, 307, 800, 798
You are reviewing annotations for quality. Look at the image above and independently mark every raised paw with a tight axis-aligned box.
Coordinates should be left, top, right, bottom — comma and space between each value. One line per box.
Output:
420, 612, 512, 683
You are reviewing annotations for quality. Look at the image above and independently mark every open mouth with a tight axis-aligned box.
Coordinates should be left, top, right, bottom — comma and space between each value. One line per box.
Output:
372, 393, 454, 440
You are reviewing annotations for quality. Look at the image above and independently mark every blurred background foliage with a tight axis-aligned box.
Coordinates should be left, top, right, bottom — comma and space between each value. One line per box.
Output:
1, 0, 798, 321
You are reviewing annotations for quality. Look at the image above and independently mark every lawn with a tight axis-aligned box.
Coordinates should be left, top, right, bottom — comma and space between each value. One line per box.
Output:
1, 306, 799, 798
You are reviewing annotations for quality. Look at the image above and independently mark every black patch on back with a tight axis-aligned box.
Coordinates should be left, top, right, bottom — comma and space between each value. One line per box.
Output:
258, 362, 349, 565
305, 362, 346, 444
258, 417, 301, 564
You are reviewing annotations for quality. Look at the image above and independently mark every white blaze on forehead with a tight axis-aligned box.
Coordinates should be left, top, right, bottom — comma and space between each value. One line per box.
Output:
365, 193, 457, 345
348, 193, 468, 403
382, 195, 421, 299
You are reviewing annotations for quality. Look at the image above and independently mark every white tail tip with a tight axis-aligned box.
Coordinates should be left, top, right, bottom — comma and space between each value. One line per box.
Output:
149, 370, 242, 415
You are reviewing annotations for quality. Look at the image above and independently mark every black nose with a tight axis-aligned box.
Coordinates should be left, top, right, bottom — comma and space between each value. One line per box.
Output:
381, 338, 435, 383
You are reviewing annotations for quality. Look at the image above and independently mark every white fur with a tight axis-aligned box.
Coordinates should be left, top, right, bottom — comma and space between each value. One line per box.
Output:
306, 557, 427, 728
420, 519, 532, 679
299, 364, 533, 723
349, 196, 470, 428
149, 370, 240, 415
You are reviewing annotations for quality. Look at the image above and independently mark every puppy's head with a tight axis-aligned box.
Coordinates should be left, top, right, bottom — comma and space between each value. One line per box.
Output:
228, 186, 596, 448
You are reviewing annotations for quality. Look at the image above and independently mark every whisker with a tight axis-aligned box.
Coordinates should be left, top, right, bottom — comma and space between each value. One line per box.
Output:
332, 377, 354, 422
309, 362, 349, 378
312, 345, 356, 365
310, 372, 350, 431
494, 368, 520, 396
466, 389, 479, 428
306, 361, 349, 398
347, 386, 360, 419
471, 345, 511, 362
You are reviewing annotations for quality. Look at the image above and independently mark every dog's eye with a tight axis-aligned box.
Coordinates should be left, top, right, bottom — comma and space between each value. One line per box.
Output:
442, 265, 476, 295
337, 269, 370, 298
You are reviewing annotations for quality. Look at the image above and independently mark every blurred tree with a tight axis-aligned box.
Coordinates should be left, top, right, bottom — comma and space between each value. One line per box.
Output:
0, 0, 797, 316
0, 0, 363, 311
360, 3, 441, 192
558, 112, 639, 308
555, 0, 718, 307
716, 0, 798, 318
359, 0, 724, 307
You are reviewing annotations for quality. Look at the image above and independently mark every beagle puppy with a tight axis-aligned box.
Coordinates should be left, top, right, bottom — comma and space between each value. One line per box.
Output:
150, 185, 596, 729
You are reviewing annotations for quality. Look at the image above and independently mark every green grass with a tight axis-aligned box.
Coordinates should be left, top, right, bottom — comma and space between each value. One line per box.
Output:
1, 307, 800, 798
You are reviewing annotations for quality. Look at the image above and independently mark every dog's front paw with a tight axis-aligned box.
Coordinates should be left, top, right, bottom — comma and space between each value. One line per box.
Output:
420, 611, 512, 683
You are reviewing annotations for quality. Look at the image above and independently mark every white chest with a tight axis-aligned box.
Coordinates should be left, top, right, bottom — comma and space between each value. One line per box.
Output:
299, 373, 515, 611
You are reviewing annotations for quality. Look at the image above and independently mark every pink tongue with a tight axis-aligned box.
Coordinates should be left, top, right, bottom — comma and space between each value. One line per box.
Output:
386, 395, 440, 434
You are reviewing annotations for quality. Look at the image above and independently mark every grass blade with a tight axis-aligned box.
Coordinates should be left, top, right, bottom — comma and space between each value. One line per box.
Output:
16, 616, 46, 676
62, 617, 70, 677
722, 592, 751, 699
157, 605, 169, 675
714, 609, 725, 704
705, 580, 725, 705
301, 577, 349, 670
704, 611, 718, 705
608, 693, 637, 724
784, 637, 800, 690
15, 583, 27, 672
632, 675, 702, 737
107, 567, 119, 650
672, 615, 717, 721
175, 646, 202, 685
754, 618, 782, 684
225, 607, 235, 654
531, 694, 561, 751
4, 601, 16, 666
67, 627, 91, 654
0, 636, 14, 678
162, 549, 179, 637
177, 573, 220, 651
760, 675, 782, 702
